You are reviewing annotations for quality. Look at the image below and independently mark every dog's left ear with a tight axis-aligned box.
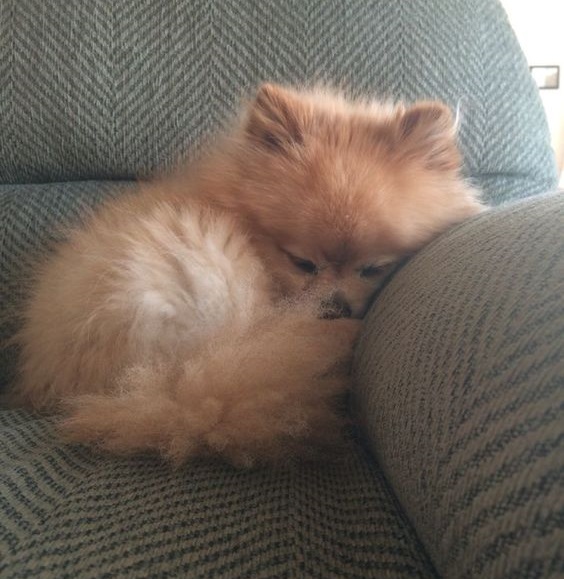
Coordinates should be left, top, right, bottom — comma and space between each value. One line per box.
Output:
245, 83, 305, 152
395, 102, 461, 171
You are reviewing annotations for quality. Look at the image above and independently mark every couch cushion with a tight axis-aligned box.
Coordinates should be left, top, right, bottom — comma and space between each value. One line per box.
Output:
0, 0, 556, 203
0, 409, 437, 578
354, 193, 564, 578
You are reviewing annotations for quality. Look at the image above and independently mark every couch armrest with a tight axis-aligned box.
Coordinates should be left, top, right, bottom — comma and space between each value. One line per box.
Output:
354, 192, 564, 578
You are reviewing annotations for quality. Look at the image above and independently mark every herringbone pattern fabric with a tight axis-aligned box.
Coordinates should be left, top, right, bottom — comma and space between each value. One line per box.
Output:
0, 0, 557, 203
354, 193, 564, 578
0, 410, 437, 578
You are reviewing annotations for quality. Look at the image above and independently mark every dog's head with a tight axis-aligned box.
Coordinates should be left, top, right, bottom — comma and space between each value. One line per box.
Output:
211, 84, 485, 317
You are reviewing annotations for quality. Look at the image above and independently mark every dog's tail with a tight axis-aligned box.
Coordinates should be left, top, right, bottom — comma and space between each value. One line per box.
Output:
59, 309, 360, 467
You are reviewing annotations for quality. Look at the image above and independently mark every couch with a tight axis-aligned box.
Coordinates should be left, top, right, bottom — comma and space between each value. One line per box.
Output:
1, 0, 562, 577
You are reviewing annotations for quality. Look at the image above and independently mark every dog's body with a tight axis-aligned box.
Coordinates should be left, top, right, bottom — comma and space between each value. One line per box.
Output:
12, 84, 484, 466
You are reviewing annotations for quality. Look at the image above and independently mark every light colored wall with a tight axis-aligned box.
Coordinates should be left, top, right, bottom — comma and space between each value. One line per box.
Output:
500, 0, 564, 184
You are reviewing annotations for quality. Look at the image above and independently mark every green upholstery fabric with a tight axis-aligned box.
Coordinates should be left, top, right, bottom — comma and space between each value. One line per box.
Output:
0, 0, 557, 203
354, 193, 564, 578
0, 410, 437, 578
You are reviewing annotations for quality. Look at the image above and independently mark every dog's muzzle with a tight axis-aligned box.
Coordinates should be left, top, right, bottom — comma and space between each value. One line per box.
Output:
320, 293, 352, 319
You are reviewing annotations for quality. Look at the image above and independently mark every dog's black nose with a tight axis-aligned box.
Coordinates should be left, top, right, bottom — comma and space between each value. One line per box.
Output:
321, 294, 352, 319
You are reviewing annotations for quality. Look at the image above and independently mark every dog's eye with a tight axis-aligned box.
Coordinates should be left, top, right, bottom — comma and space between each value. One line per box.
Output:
290, 255, 318, 275
359, 264, 383, 278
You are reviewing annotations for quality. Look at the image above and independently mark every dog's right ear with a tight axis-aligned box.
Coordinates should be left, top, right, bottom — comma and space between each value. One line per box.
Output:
245, 83, 305, 151
394, 102, 461, 171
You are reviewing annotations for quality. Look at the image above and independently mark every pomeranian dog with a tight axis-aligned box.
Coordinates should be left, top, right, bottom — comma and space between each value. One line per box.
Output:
10, 84, 483, 467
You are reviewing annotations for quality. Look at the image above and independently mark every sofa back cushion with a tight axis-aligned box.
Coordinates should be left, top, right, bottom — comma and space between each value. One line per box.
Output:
0, 0, 557, 203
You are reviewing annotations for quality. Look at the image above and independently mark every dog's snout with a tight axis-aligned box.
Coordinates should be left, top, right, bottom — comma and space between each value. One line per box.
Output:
321, 293, 352, 319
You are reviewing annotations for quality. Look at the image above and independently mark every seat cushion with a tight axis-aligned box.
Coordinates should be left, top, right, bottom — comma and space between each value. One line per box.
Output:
354, 193, 564, 578
0, 0, 557, 203
0, 410, 436, 578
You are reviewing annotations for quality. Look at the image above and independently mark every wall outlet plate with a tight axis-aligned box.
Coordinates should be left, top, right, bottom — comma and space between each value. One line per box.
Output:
530, 66, 560, 89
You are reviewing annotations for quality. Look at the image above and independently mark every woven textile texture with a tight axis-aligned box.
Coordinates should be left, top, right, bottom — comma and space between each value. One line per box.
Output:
0, 0, 557, 203
354, 193, 564, 578
0, 410, 437, 578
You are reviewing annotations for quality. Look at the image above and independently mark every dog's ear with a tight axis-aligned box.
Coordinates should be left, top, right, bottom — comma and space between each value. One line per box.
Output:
395, 102, 461, 171
245, 83, 305, 151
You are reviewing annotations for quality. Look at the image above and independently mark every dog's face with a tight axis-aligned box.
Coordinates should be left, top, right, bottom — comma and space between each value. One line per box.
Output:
221, 84, 484, 317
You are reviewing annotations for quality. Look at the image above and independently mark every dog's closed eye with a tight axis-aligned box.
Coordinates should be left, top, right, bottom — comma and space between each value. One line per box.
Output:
286, 252, 319, 275
359, 264, 384, 278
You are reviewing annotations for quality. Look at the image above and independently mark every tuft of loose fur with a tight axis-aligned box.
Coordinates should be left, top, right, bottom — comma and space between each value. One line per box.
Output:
11, 83, 485, 467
